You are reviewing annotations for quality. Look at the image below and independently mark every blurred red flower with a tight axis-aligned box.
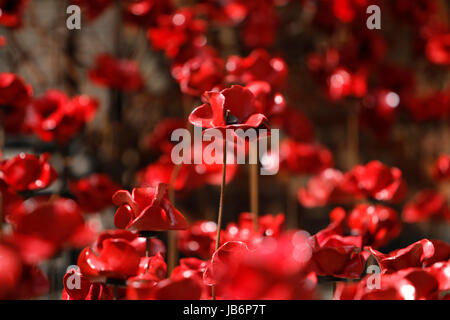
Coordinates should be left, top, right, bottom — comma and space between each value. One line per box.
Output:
123, 0, 173, 27
402, 190, 450, 223
366, 239, 437, 273
27, 90, 99, 144
0, 153, 57, 192
89, 54, 144, 91
11, 197, 88, 263
171, 49, 225, 96
280, 139, 333, 175
62, 267, 113, 300
348, 204, 401, 249
226, 49, 288, 90
69, 173, 120, 214
0, 242, 49, 300
432, 154, 450, 181
113, 183, 189, 231
0, 73, 32, 134
0, 0, 29, 28
148, 8, 207, 59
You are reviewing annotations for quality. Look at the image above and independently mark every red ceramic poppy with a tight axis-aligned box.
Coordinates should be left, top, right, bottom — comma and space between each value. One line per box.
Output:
172, 49, 225, 96
0, 73, 32, 134
123, 0, 173, 27
205, 233, 317, 299
406, 90, 450, 122
69, 173, 120, 214
0, 153, 57, 192
148, 8, 207, 59
188, 85, 270, 138
245, 81, 286, 118
280, 139, 333, 175
347, 204, 401, 249
366, 239, 437, 273
0, 0, 29, 28
27, 90, 99, 144
194, 0, 247, 26
78, 235, 141, 280
402, 190, 450, 223
178, 220, 217, 259
89, 54, 144, 92
309, 226, 365, 279
432, 154, 450, 181
0, 179, 23, 223
62, 267, 113, 300
12, 196, 85, 263
297, 168, 361, 207
0, 243, 23, 299
146, 118, 186, 154
113, 183, 189, 231
226, 49, 288, 90
334, 264, 448, 300
426, 33, 450, 65
346, 161, 407, 203
241, 1, 278, 48
271, 106, 315, 143
71, 0, 113, 21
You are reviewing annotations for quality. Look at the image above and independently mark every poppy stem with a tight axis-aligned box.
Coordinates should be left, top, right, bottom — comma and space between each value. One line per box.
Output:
212, 112, 230, 300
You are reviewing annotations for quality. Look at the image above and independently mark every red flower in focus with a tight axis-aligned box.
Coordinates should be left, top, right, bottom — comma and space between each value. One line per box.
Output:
348, 204, 401, 249
148, 8, 207, 59
113, 183, 189, 231
11, 197, 87, 263
0, 242, 49, 300
226, 49, 288, 90
309, 218, 365, 279
432, 154, 450, 181
0, 73, 32, 134
205, 233, 317, 299
0, 153, 57, 192
366, 239, 437, 273
280, 139, 333, 175
77, 231, 142, 280
171, 49, 225, 96
188, 85, 269, 137
71, 0, 113, 21
27, 90, 99, 144
346, 161, 407, 203
69, 173, 120, 214
0, 0, 29, 28
89, 54, 144, 91
298, 168, 360, 207
62, 267, 113, 300
402, 190, 450, 223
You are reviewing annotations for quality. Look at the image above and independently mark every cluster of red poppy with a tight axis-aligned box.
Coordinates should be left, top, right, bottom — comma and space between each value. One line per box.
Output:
0, 0, 449, 300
